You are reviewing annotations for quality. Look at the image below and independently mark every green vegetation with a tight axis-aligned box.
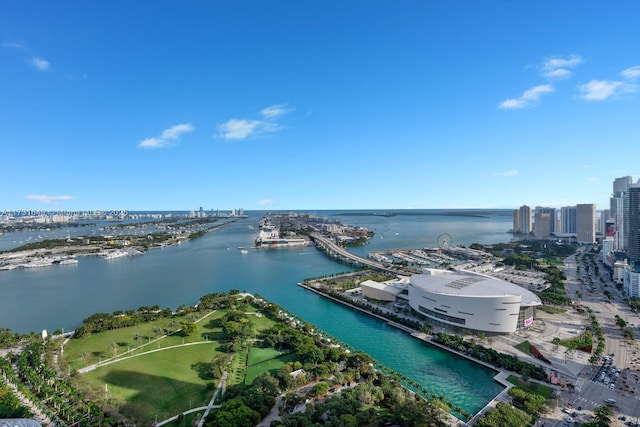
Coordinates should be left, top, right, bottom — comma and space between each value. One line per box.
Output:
513, 341, 532, 355
537, 305, 567, 314
475, 401, 531, 427
244, 348, 295, 385
555, 330, 593, 351
506, 376, 555, 399
582, 405, 613, 427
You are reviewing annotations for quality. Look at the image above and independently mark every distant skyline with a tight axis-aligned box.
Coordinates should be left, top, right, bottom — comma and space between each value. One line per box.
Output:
2, 2, 639, 211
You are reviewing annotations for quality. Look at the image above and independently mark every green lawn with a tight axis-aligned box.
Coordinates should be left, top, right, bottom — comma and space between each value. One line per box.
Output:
245, 347, 296, 385
83, 343, 222, 423
514, 340, 532, 356
66, 306, 280, 423
506, 375, 555, 399
63, 311, 225, 371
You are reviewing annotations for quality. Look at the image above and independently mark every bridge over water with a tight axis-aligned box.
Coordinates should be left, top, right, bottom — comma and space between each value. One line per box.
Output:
309, 233, 416, 276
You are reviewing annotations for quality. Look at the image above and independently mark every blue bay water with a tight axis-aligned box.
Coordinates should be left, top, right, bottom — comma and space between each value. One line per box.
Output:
0, 209, 512, 415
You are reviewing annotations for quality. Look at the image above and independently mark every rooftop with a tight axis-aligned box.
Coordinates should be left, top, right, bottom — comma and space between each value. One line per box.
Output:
411, 268, 541, 306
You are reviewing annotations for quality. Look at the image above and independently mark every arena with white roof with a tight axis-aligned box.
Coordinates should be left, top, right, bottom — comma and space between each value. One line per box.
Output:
409, 268, 542, 333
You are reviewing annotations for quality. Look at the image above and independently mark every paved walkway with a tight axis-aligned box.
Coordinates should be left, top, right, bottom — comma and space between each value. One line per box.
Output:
155, 371, 227, 427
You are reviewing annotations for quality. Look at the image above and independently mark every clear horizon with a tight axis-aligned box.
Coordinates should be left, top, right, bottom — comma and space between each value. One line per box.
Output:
2, 1, 639, 211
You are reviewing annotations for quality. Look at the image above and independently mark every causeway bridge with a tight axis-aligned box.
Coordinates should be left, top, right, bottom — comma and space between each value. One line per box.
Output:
309, 233, 416, 276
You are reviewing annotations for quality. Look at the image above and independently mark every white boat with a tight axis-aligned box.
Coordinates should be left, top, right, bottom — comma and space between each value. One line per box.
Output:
59, 258, 79, 265
102, 250, 129, 260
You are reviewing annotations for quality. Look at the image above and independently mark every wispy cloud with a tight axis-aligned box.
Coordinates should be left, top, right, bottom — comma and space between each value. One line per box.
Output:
1, 40, 25, 49
218, 119, 275, 140
260, 104, 292, 119
588, 177, 598, 182
578, 79, 638, 101
138, 123, 194, 149
492, 169, 519, 177
621, 65, 640, 81
541, 55, 583, 80
217, 104, 292, 140
257, 199, 275, 205
25, 194, 74, 205
499, 84, 554, 109
30, 56, 50, 71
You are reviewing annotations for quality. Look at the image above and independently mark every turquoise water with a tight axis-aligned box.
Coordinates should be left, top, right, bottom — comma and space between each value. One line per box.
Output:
0, 210, 511, 415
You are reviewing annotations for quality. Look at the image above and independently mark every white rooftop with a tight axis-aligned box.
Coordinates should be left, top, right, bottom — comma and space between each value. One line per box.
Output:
411, 268, 541, 306
360, 279, 407, 296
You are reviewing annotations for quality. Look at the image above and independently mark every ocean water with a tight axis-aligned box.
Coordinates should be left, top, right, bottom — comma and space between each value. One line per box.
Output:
0, 209, 512, 414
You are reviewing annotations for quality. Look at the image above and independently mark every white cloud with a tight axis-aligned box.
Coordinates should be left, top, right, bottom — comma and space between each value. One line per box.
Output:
621, 65, 640, 81
492, 169, 519, 177
161, 123, 194, 140
499, 84, 554, 109
30, 56, 50, 71
578, 79, 639, 101
541, 55, 583, 79
217, 105, 291, 140
588, 177, 598, 182
218, 119, 265, 140
257, 199, 275, 205
1, 40, 25, 49
25, 194, 74, 205
138, 123, 194, 149
260, 104, 292, 119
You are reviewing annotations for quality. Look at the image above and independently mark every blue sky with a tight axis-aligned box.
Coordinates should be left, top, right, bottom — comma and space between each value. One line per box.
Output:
1, 1, 639, 211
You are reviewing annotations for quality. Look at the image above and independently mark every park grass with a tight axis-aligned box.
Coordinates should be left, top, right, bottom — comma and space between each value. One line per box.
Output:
514, 340, 532, 356
245, 348, 296, 385
63, 311, 224, 371
82, 343, 222, 423
67, 305, 281, 422
506, 375, 555, 399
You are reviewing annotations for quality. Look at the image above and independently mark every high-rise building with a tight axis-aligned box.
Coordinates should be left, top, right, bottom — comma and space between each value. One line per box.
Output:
518, 205, 532, 235
534, 213, 551, 238
535, 207, 556, 234
561, 206, 577, 234
512, 210, 521, 233
611, 176, 633, 250
576, 204, 596, 244
625, 183, 640, 263
600, 209, 611, 236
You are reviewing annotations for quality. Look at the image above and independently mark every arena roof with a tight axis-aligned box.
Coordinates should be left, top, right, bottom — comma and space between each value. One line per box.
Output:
360, 279, 407, 296
411, 269, 541, 306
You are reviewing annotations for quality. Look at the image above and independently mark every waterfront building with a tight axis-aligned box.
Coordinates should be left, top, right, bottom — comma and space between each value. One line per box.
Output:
360, 278, 410, 302
535, 207, 556, 234
512, 209, 520, 233
561, 206, 577, 234
576, 204, 596, 244
518, 205, 532, 235
408, 269, 541, 334
534, 213, 551, 238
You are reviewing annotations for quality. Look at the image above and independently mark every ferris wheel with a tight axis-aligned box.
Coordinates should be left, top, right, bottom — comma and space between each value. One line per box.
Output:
437, 233, 453, 250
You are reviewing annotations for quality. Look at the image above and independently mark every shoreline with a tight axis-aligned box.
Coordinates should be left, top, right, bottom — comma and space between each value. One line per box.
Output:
0, 219, 238, 271
297, 281, 526, 423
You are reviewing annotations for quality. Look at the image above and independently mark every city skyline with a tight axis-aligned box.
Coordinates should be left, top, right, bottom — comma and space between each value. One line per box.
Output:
2, 2, 640, 210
